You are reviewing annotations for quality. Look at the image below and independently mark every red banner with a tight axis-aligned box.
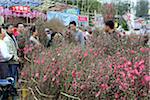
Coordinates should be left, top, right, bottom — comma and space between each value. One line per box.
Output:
78, 16, 88, 22
10, 6, 30, 13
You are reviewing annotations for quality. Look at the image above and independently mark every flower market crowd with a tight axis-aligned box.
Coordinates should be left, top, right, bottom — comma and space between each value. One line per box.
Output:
0, 19, 149, 98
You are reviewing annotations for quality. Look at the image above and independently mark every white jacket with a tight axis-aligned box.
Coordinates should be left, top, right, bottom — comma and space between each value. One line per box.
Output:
3, 33, 19, 61
0, 40, 13, 62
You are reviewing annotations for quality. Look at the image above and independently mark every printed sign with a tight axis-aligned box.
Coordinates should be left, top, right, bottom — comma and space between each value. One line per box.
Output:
65, 8, 80, 15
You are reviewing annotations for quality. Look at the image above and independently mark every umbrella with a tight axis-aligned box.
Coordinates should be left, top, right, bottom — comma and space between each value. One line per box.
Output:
0, 0, 43, 7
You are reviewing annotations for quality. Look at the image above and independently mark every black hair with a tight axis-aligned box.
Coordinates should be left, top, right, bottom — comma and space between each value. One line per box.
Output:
105, 20, 114, 29
5, 24, 13, 30
69, 21, 76, 26
30, 26, 36, 33
17, 23, 24, 27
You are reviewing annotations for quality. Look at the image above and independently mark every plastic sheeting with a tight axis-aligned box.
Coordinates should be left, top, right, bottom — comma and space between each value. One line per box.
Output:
47, 11, 78, 26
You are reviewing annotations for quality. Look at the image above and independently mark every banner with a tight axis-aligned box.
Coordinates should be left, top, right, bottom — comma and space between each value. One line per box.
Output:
78, 15, 88, 26
47, 11, 78, 26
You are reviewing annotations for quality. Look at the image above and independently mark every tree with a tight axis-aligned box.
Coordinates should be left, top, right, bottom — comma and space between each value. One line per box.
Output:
115, 2, 130, 16
101, 3, 116, 21
136, 0, 149, 17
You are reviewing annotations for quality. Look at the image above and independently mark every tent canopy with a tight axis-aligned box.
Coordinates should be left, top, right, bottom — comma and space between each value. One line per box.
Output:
0, 0, 43, 7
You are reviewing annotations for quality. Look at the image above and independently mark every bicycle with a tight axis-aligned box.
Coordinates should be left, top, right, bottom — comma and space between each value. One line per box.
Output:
0, 77, 17, 100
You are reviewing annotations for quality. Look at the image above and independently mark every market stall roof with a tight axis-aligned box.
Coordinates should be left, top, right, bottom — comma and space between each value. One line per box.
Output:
48, 3, 76, 12
0, 0, 43, 7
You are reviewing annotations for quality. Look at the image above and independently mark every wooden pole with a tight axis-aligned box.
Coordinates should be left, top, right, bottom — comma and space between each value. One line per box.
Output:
26, 17, 28, 25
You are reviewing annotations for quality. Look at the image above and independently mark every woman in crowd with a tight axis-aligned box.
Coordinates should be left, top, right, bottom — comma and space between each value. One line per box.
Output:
29, 26, 41, 46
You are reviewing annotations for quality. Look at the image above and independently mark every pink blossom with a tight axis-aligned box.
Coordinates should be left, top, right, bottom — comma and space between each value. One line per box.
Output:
89, 48, 93, 53
116, 77, 121, 83
141, 80, 146, 85
41, 58, 45, 64
138, 60, 144, 66
95, 91, 101, 97
57, 70, 61, 76
100, 84, 109, 90
94, 52, 98, 57
84, 51, 88, 57
77, 72, 81, 79
139, 64, 145, 72
62, 67, 66, 71
124, 68, 130, 72
52, 77, 55, 82
105, 75, 109, 80
72, 70, 76, 78
144, 76, 150, 82
119, 83, 128, 91
126, 61, 132, 67
115, 93, 119, 99
133, 69, 140, 76
140, 48, 149, 53
134, 62, 139, 68
130, 50, 135, 54
131, 80, 135, 85
120, 72, 126, 78
72, 79, 77, 90
130, 74, 135, 80
52, 70, 55, 75
35, 72, 40, 78
43, 75, 48, 82
109, 64, 113, 70
116, 52, 120, 55
37, 58, 41, 65
64, 83, 66, 87
117, 65, 121, 69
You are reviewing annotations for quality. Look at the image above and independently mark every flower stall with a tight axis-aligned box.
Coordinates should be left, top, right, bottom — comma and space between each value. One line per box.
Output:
0, 0, 45, 25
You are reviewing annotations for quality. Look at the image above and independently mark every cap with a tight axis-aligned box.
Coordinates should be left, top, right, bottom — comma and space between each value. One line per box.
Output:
45, 28, 49, 32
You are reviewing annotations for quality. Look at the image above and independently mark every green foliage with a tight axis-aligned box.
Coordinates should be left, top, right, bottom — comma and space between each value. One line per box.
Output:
136, 0, 149, 17
115, 2, 130, 15
67, 0, 102, 14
